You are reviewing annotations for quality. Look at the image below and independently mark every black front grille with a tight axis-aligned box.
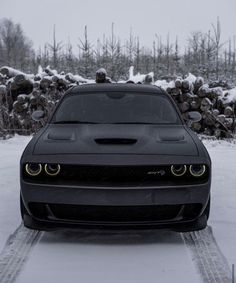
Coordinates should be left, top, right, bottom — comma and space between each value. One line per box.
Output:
29, 203, 183, 222
23, 164, 209, 186
28, 203, 202, 223
62, 165, 169, 184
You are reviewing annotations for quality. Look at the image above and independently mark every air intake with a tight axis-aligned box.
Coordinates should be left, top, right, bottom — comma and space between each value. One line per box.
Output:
95, 138, 137, 145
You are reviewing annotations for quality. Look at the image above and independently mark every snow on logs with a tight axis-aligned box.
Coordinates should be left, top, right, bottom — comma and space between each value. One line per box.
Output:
164, 74, 235, 137
0, 66, 236, 138
0, 65, 77, 134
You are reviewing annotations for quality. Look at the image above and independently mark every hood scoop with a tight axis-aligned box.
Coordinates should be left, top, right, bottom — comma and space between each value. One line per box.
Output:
95, 138, 137, 145
47, 132, 75, 141
158, 133, 185, 142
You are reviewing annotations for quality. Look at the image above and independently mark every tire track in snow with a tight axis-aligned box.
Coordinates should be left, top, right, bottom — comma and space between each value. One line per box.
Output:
182, 226, 232, 283
0, 223, 42, 283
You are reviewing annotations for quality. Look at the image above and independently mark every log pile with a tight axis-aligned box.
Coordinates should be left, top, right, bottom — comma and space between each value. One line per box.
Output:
0, 66, 236, 139
165, 75, 236, 138
0, 66, 77, 137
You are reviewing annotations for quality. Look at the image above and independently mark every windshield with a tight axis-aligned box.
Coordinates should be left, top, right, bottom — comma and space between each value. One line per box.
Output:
52, 92, 181, 125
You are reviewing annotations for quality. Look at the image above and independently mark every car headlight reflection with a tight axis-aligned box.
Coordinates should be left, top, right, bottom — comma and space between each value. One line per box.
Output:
45, 164, 61, 176
189, 165, 206, 177
171, 165, 187, 177
25, 163, 42, 176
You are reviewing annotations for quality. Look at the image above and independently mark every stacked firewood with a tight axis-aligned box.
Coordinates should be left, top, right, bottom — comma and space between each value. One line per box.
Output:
165, 76, 236, 138
0, 66, 79, 136
0, 66, 236, 138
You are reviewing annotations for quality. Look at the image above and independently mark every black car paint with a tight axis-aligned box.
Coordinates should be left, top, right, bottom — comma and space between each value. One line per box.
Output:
20, 84, 211, 231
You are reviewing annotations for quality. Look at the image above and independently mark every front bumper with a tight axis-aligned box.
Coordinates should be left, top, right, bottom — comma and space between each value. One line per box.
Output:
21, 180, 211, 229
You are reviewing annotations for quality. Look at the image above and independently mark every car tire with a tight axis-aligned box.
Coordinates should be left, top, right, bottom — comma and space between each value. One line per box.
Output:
174, 196, 210, 233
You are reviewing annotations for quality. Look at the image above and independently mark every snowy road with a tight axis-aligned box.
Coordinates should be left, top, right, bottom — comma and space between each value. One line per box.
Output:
0, 136, 235, 282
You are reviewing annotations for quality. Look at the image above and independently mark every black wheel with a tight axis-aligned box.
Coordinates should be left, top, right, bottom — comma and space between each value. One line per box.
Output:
174, 196, 210, 232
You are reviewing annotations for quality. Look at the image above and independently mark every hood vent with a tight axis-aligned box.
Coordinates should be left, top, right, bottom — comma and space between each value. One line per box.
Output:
95, 138, 137, 145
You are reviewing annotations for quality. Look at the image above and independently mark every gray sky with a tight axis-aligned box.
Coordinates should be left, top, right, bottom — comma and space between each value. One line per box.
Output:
1, 0, 236, 52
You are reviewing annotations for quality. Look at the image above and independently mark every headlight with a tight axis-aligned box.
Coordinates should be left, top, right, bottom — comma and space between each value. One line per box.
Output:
45, 164, 61, 176
171, 165, 187, 177
189, 165, 206, 177
25, 163, 42, 176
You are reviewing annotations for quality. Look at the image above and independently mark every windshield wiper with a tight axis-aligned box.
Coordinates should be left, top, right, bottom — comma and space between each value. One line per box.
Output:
53, 121, 99, 124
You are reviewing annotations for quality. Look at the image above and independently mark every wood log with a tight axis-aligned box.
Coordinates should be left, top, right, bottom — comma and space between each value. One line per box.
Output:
213, 128, 221, 138
45, 66, 57, 77
181, 92, 195, 103
191, 122, 202, 132
213, 109, 220, 117
13, 101, 28, 113
181, 79, 194, 93
52, 75, 69, 89
207, 87, 223, 99
29, 95, 38, 106
10, 75, 34, 99
17, 94, 29, 104
0, 66, 23, 78
224, 106, 234, 117
225, 118, 233, 127
38, 95, 48, 107
217, 114, 226, 123
0, 73, 6, 84
178, 102, 190, 113
40, 77, 52, 90
202, 110, 216, 127
190, 97, 201, 110
169, 87, 181, 97
200, 98, 212, 112
33, 81, 40, 89
193, 77, 204, 93
197, 84, 209, 98
0, 85, 7, 101
175, 78, 182, 89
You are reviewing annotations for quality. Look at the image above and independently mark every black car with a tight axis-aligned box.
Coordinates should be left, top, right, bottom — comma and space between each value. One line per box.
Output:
20, 84, 211, 232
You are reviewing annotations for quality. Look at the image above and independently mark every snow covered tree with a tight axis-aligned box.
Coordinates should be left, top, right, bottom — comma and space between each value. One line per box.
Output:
47, 25, 63, 70
78, 26, 94, 78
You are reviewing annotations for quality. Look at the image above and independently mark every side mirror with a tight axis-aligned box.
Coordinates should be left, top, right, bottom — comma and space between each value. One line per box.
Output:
32, 110, 45, 122
187, 111, 202, 127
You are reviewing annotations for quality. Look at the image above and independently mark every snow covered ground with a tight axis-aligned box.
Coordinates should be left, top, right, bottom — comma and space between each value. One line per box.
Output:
0, 135, 235, 282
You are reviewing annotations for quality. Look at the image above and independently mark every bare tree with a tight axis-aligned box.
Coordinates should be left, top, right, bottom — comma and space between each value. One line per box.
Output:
211, 17, 222, 79
0, 18, 33, 71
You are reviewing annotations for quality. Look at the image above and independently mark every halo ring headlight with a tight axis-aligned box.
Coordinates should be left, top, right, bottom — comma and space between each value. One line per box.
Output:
171, 165, 187, 177
25, 163, 42, 176
189, 165, 206, 177
45, 164, 60, 176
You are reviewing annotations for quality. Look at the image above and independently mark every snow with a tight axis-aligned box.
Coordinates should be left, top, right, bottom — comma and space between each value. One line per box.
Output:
0, 135, 31, 252
202, 138, 236, 266
184, 73, 196, 84
0, 135, 236, 282
17, 231, 200, 283
154, 79, 175, 90
221, 87, 236, 104
128, 66, 154, 84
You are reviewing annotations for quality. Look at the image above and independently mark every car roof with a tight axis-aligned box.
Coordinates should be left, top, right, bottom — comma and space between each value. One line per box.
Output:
68, 83, 165, 95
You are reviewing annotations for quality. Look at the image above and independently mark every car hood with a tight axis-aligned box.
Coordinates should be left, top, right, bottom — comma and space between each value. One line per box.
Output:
33, 124, 198, 156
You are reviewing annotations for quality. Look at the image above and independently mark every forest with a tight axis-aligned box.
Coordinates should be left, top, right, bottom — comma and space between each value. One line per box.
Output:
0, 18, 236, 82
